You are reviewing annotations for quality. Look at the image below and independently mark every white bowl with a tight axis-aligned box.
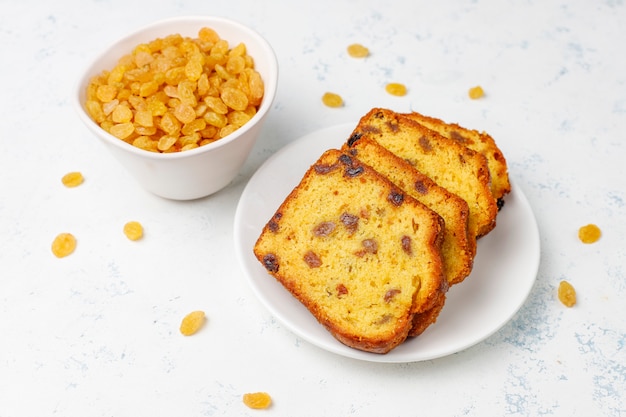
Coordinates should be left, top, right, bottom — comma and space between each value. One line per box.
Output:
75, 16, 278, 200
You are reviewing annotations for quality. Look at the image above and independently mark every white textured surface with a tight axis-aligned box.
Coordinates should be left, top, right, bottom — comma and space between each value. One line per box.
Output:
0, 1, 624, 416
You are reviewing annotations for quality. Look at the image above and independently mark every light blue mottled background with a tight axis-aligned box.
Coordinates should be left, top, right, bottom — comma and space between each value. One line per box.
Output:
0, 0, 624, 416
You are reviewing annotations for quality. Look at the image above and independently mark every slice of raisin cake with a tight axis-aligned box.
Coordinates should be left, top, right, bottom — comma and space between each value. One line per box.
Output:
343, 137, 474, 285
343, 138, 474, 338
253, 149, 446, 354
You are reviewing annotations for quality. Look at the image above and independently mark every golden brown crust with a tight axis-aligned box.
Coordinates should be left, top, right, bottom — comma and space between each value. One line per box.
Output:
253, 149, 445, 354
408, 292, 446, 337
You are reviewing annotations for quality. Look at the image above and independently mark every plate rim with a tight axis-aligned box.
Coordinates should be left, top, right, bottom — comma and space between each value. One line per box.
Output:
234, 123, 541, 363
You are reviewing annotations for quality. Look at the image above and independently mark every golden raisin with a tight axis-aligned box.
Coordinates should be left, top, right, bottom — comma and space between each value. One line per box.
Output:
204, 111, 228, 128
347, 43, 370, 58
199, 27, 220, 43
85, 100, 105, 123
243, 392, 272, 409
204, 96, 229, 114
51, 233, 76, 258
185, 56, 204, 81
247, 69, 264, 106
468, 85, 485, 99
139, 80, 159, 97
123, 221, 144, 241
160, 112, 181, 135
132, 136, 158, 152
173, 103, 197, 124
578, 224, 601, 244
109, 122, 135, 140
385, 83, 407, 96
219, 124, 239, 138
111, 104, 133, 123
61, 172, 84, 188
96, 84, 118, 102
558, 281, 576, 307
221, 87, 249, 111
179, 310, 206, 336
322, 92, 343, 108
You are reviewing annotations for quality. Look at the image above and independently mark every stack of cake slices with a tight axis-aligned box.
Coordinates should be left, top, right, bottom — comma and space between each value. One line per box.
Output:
253, 107, 511, 354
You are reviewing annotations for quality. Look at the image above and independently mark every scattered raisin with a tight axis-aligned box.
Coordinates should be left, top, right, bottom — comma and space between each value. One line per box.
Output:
347, 43, 369, 58
179, 310, 206, 336
303, 250, 322, 268
51, 233, 77, 258
61, 172, 84, 188
385, 82, 407, 96
123, 221, 143, 241
262, 253, 279, 272
497, 198, 506, 211
322, 92, 343, 108
468, 85, 485, 99
313, 221, 336, 237
243, 392, 272, 409
578, 224, 601, 244
558, 281, 576, 307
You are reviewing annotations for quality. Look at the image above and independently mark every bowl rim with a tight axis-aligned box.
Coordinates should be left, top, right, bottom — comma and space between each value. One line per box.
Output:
74, 15, 279, 160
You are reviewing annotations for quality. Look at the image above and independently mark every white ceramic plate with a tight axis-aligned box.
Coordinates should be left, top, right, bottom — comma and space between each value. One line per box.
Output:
234, 123, 540, 363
